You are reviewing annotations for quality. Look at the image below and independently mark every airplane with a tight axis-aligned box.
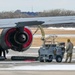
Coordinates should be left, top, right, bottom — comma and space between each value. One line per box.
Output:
0, 16, 75, 53
0, 21, 44, 52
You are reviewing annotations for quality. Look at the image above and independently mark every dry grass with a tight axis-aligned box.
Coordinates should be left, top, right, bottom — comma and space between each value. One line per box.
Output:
31, 28, 75, 47
31, 28, 75, 34
0, 28, 75, 47
31, 37, 75, 47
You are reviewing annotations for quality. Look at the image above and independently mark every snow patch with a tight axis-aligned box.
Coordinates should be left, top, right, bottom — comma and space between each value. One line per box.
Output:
48, 27, 75, 30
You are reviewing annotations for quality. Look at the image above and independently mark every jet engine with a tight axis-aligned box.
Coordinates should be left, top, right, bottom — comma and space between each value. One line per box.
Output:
0, 27, 33, 52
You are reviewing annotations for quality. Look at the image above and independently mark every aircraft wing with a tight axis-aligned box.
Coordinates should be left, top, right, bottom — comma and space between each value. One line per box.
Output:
0, 16, 75, 28
0, 19, 44, 28
43, 16, 75, 25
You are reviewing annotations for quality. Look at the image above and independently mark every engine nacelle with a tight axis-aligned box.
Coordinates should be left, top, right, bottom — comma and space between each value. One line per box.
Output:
0, 27, 33, 52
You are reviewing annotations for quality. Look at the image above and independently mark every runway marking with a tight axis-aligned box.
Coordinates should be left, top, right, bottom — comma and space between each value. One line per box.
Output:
0, 59, 75, 70
30, 46, 75, 49
7, 53, 38, 56
0, 64, 75, 70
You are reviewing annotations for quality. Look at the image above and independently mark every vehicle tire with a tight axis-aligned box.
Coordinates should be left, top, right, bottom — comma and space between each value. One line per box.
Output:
49, 55, 53, 62
39, 58, 44, 62
56, 55, 62, 62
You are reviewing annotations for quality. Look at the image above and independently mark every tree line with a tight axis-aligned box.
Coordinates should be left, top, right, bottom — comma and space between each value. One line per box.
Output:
0, 9, 75, 19
38, 9, 75, 17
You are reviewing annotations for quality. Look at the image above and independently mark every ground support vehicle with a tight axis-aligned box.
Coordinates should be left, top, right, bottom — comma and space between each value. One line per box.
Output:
38, 39, 65, 63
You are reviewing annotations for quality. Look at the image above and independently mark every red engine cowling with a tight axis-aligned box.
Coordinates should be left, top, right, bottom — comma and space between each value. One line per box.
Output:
0, 27, 33, 52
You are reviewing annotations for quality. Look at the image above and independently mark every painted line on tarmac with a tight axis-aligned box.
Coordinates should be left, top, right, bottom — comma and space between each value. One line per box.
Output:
0, 64, 75, 70
0, 59, 75, 70
30, 46, 75, 49
7, 53, 38, 56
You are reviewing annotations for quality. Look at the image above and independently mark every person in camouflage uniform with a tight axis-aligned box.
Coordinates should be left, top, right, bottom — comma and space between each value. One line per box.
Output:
65, 39, 73, 63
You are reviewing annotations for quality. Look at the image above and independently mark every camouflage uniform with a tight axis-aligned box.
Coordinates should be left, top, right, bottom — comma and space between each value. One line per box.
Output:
65, 39, 73, 63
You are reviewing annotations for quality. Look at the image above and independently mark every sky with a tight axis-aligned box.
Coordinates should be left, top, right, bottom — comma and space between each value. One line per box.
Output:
0, 0, 75, 12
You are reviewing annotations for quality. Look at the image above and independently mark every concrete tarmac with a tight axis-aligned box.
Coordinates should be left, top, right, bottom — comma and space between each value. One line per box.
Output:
0, 48, 75, 74
0, 71, 75, 75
